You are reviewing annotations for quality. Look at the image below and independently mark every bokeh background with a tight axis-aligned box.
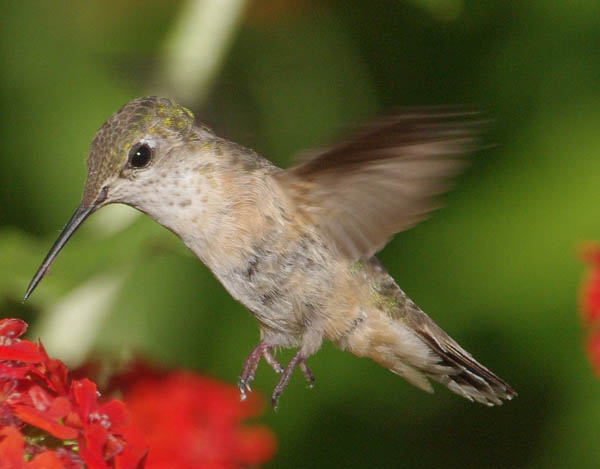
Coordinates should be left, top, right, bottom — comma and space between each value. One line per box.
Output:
2, 0, 600, 467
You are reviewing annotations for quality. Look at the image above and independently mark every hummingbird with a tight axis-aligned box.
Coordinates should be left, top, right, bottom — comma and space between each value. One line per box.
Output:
25, 96, 515, 407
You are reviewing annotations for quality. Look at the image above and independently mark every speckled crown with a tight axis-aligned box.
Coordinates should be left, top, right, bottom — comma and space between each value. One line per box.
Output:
82, 96, 195, 205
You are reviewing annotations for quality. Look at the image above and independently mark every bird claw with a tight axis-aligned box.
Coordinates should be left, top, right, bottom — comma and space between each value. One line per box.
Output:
299, 361, 315, 388
264, 350, 284, 374
238, 382, 247, 401
238, 342, 283, 401
268, 352, 314, 410
270, 394, 280, 412
239, 343, 315, 409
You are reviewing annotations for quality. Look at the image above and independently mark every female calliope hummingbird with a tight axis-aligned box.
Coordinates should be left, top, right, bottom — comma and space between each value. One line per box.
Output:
25, 97, 515, 408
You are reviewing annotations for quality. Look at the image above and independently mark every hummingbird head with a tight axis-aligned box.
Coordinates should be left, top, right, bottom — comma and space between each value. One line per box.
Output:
82, 96, 196, 206
24, 96, 204, 300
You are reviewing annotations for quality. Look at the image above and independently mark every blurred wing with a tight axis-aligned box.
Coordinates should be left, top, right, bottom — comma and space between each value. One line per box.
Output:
274, 109, 484, 260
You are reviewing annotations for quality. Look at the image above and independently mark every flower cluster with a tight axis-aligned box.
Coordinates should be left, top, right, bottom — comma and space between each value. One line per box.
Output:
0, 318, 146, 468
578, 244, 600, 377
112, 363, 276, 469
0, 318, 275, 468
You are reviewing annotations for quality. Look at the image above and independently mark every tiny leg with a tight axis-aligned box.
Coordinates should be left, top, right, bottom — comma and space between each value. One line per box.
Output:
238, 342, 282, 400
263, 350, 284, 374
299, 361, 315, 388
271, 351, 315, 410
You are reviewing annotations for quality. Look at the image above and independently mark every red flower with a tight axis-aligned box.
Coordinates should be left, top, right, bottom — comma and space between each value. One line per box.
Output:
0, 318, 146, 469
0, 426, 66, 468
586, 329, 600, 378
579, 243, 600, 324
0, 319, 43, 363
578, 244, 600, 377
0, 319, 275, 468
114, 366, 276, 469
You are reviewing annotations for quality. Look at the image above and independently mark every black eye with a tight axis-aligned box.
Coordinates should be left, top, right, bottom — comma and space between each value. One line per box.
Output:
128, 143, 152, 168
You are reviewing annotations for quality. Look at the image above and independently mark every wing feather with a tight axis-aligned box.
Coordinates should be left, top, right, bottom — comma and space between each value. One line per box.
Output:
274, 109, 484, 260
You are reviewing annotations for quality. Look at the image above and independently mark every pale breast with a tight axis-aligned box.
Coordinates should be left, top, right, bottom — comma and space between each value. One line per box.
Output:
217, 225, 336, 343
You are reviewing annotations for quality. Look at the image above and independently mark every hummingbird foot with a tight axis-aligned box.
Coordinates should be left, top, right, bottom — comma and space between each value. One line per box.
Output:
299, 360, 315, 388
270, 351, 314, 410
238, 341, 283, 401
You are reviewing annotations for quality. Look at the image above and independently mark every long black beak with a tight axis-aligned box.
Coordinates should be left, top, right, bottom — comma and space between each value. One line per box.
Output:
23, 188, 108, 301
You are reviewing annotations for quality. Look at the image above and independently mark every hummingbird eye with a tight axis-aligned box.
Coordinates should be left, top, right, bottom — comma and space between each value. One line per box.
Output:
128, 143, 153, 169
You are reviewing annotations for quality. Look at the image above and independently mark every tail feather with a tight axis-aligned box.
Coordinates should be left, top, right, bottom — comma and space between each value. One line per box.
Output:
433, 369, 505, 406
344, 309, 515, 406
348, 257, 516, 406
405, 308, 516, 406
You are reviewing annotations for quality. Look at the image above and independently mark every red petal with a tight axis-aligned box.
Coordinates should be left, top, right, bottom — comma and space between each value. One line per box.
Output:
586, 329, 600, 377
27, 451, 65, 469
79, 424, 109, 469
72, 379, 98, 421
47, 362, 69, 395
579, 244, 600, 324
47, 397, 71, 420
84, 423, 108, 449
0, 364, 32, 382
118, 367, 277, 468
98, 400, 130, 430
63, 410, 82, 430
0, 341, 43, 363
0, 319, 28, 340
26, 344, 69, 396
235, 426, 277, 465
0, 402, 22, 428
11, 404, 79, 440
580, 243, 600, 266
580, 269, 600, 324
114, 446, 148, 469
28, 385, 53, 412
0, 426, 26, 469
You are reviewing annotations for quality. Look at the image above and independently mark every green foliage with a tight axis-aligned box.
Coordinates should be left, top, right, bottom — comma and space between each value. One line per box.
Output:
2, 1, 600, 467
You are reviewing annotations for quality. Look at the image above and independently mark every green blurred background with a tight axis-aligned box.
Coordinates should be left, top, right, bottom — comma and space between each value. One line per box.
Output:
2, 0, 600, 467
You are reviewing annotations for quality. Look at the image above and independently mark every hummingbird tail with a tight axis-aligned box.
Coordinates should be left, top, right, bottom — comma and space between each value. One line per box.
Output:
417, 321, 517, 406
343, 308, 516, 406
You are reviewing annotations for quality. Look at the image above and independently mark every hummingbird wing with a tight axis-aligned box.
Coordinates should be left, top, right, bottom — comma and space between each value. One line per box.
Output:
274, 109, 484, 260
